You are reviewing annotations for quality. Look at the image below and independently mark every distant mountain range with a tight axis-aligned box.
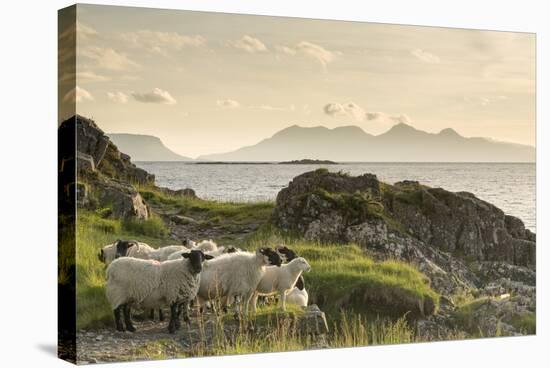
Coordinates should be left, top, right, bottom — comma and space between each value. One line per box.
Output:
197, 124, 535, 162
107, 133, 191, 162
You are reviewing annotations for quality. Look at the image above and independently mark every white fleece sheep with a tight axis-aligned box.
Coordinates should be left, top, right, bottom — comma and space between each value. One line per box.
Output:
286, 287, 309, 307
167, 246, 230, 261
106, 251, 210, 333
149, 245, 189, 261
251, 257, 311, 312
99, 240, 155, 265
192, 239, 218, 252
99, 241, 188, 265
198, 248, 281, 315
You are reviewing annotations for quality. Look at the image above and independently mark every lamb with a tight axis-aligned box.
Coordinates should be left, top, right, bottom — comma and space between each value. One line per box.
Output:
277, 246, 309, 307
198, 248, 282, 316
105, 249, 213, 333
285, 276, 309, 307
251, 257, 311, 312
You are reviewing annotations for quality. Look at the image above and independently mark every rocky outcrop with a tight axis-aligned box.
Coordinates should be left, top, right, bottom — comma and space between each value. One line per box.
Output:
273, 169, 535, 269
385, 181, 535, 267
65, 115, 155, 186
157, 186, 197, 199
272, 169, 536, 336
59, 115, 155, 220
94, 177, 149, 220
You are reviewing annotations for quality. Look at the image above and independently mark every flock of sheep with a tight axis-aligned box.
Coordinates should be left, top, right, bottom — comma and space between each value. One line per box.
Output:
98, 239, 311, 334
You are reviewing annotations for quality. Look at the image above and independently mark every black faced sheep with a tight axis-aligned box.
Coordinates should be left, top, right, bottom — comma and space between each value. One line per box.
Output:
197, 248, 282, 316
105, 249, 213, 333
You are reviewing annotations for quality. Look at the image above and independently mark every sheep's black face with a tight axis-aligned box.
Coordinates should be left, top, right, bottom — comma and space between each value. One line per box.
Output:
277, 246, 297, 262
98, 249, 105, 263
226, 246, 238, 254
115, 240, 137, 259
260, 247, 282, 267
182, 250, 214, 274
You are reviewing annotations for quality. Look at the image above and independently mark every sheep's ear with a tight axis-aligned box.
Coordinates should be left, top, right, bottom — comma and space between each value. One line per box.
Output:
127, 241, 136, 248
204, 254, 214, 260
181, 253, 191, 259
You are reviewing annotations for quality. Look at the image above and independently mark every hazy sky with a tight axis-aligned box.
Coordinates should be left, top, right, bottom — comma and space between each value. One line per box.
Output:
62, 4, 535, 158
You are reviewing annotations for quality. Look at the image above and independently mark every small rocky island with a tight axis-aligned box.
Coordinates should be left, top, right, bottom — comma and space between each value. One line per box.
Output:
279, 159, 338, 165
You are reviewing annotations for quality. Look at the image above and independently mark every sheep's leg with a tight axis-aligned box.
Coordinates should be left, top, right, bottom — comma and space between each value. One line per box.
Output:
181, 301, 191, 326
249, 293, 259, 314
158, 308, 165, 321
114, 306, 124, 332
242, 292, 255, 316
279, 291, 287, 312
123, 304, 136, 332
149, 309, 155, 320
175, 304, 182, 330
168, 303, 178, 334
231, 295, 242, 319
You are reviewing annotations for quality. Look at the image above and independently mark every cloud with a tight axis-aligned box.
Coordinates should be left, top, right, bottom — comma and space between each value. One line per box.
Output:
324, 102, 411, 125
131, 88, 176, 104
278, 41, 336, 69
389, 114, 412, 124
76, 21, 97, 39
59, 21, 97, 44
230, 35, 267, 53
216, 99, 241, 109
59, 71, 110, 84
250, 104, 295, 112
107, 91, 129, 104
63, 86, 94, 103
120, 30, 205, 56
77, 71, 110, 83
411, 48, 440, 63
80, 46, 139, 71
324, 102, 365, 122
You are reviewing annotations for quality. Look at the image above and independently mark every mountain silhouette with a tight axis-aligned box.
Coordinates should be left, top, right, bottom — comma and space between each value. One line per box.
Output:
197, 124, 534, 162
108, 133, 191, 162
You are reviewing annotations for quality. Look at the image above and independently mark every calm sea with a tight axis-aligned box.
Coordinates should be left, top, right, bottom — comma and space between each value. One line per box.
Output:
136, 162, 536, 231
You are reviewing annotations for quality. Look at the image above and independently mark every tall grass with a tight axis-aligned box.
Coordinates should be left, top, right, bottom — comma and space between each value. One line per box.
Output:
242, 225, 439, 318
74, 190, 441, 357
75, 210, 172, 328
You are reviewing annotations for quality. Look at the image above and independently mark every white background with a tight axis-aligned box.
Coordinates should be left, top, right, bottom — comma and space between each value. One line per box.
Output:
0, 0, 547, 366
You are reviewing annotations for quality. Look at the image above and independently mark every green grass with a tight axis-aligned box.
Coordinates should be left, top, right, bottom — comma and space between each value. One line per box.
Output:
243, 226, 439, 318
75, 210, 173, 329
74, 190, 440, 358
509, 311, 536, 335
452, 297, 491, 335
452, 297, 536, 337
139, 187, 274, 225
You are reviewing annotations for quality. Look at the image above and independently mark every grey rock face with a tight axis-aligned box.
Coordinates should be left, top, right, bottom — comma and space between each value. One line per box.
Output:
273, 170, 535, 269
158, 187, 197, 199
69, 115, 155, 186
298, 305, 329, 335
272, 169, 536, 336
76, 152, 95, 172
95, 178, 149, 220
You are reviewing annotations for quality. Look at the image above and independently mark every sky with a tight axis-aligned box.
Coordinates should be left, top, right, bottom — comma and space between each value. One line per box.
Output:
59, 4, 536, 158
